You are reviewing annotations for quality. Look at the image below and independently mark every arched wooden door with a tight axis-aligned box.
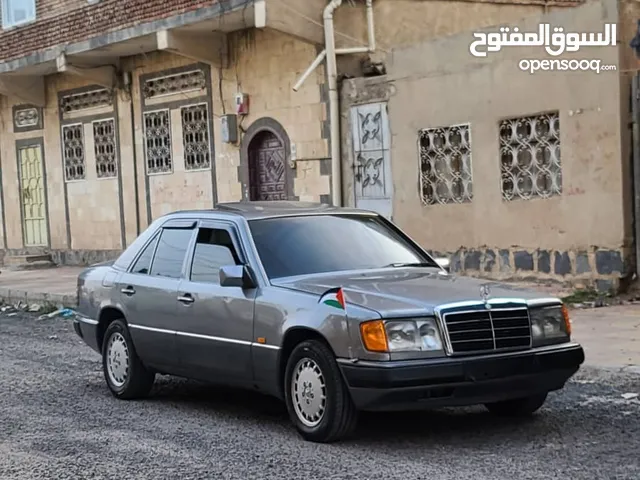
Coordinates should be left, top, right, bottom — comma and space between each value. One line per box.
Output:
248, 130, 288, 201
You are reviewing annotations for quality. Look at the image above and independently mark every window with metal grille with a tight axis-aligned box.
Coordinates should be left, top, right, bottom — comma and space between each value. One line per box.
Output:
499, 112, 562, 201
181, 104, 211, 170
144, 110, 172, 175
143, 70, 206, 99
60, 88, 112, 114
418, 124, 473, 205
62, 124, 86, 181
93, 119, 118, 178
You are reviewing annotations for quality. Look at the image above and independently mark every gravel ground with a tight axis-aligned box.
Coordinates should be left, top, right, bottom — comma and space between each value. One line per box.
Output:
1, 312, 639, 480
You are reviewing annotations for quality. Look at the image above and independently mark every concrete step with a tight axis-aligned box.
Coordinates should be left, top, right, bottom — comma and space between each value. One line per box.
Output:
3, 255, 56, 271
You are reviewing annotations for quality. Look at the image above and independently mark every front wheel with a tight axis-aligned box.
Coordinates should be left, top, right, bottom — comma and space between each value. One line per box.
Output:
485, 393, 548, 417
102, 319, 155, 400
284, 340, 358, 443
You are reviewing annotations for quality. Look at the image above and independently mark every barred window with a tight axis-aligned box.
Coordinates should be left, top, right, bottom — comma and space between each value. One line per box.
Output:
419, 124, 473, 205
143, 70, 206, 99
93, 119, 118, 178
144, 110, 172, 174
500, 112, 561, 201
181, 104, 211, 170
60, 88, 112, 114
62, 124, 86, 181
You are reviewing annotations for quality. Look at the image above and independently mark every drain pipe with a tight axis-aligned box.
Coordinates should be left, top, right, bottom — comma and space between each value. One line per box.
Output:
293, 0, 376, 207
324, 0, 343, 207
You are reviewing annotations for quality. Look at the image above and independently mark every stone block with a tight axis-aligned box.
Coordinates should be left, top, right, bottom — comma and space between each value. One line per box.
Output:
537, 250, 550, 274
451, 250, 463, 272
464, 250, 481, 270
595, 279, 614, 294
514, 250, 533, 271
554, 251, 571, 276
499, 249, 510, 272
319, 159, 331, 176
595, 250, 623, 275
483, 249, 496, 272
576, 251, 590, 274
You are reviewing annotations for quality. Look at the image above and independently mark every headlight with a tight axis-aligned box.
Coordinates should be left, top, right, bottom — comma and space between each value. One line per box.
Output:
529, 305, 571, 343
360, 318, 443, 353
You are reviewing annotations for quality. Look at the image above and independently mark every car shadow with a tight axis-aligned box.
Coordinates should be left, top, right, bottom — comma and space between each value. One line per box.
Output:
143, 376, 553, 445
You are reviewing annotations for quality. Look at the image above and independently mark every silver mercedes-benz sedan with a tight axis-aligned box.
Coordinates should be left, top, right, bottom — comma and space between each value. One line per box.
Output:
73, 201, 585, 443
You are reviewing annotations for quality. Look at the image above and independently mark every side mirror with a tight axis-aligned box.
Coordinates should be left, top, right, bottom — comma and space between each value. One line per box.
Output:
219, 265, 256, 289
435, 257, 450, 273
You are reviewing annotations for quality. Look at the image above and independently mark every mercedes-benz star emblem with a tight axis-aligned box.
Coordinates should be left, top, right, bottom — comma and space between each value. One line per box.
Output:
480, 284, 491, 303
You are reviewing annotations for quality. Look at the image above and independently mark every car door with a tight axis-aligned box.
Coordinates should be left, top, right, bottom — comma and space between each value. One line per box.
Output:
176, 220, 257, 383
118, 220, 197, 372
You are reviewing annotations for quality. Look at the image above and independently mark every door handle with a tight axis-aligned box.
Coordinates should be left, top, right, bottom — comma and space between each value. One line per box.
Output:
177, 294, 195, 305
121, 286, 136, 296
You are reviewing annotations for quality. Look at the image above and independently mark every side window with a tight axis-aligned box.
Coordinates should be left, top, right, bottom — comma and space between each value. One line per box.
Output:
149, 228, 194, 279
130, 234, 160, 275
190, 228, 240, 284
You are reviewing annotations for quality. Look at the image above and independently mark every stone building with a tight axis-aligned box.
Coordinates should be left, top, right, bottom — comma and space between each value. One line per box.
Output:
0, 0, 637, 291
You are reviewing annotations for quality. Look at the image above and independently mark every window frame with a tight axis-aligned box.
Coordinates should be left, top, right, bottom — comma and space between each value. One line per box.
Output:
180, 102, 212, 172
128, 231, 161, 276
148, 226, 197, 280
417, 122, 473, 206
185, 221, 247, 285
92, 117, 119, 180
247, 213, 439, 281
1, 0, 36, 29
61, 122, 87, 183
126, 219, 197, 278
143, 108, 173, 176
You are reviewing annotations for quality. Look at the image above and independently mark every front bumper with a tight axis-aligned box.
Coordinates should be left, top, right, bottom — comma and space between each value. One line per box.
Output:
339, 343, 585, 411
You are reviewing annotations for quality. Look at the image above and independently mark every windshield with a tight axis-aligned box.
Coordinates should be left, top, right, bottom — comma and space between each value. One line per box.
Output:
248, 214, 436, 279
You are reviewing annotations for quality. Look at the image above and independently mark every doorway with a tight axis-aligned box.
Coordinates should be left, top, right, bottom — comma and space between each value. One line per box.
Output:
248, 130, 288, 201
17, 142, 48, 247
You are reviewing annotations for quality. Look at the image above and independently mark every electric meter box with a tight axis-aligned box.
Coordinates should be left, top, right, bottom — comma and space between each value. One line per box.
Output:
221, 114, 238, 144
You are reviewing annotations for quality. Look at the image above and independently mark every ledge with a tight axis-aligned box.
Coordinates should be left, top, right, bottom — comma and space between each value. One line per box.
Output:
0, 288, 77, 308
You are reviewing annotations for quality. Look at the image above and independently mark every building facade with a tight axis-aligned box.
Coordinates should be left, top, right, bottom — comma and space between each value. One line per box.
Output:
0, 0, 636, 291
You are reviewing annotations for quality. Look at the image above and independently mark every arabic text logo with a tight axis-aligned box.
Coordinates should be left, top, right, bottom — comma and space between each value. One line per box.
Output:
469, 23, 616, 58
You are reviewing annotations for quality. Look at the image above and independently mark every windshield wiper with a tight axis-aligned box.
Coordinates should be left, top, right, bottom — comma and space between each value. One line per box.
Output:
383, 262, 437, 268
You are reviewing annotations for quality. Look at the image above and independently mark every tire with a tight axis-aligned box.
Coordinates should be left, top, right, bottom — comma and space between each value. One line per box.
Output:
485, 393, 548, 417
102, 318, 155, 400
284, 340, 358, 443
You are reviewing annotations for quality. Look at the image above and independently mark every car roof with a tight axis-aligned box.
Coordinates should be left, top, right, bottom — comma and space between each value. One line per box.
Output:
166, 201, 377, 221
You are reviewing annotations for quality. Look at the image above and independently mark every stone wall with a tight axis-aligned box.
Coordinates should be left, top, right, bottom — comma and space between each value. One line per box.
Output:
426, 247, 630, 292
340, 0, 632, 292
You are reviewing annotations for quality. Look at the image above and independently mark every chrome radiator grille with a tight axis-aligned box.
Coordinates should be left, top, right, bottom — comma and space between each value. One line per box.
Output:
441, 307, 532, 354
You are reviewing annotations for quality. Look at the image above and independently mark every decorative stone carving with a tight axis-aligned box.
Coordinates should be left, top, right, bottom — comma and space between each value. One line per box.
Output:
14, 107, 40, 129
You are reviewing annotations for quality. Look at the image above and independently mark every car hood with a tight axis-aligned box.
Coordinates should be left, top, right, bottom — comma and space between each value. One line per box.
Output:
273, 268, 554, 317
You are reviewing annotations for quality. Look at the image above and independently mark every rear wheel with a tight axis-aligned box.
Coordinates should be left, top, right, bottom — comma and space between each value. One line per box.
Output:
284, 340, 358, 443
102, 318, 155, 400
485, 393, 548, 417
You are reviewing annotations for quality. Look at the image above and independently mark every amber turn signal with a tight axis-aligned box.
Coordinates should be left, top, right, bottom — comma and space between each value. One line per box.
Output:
360, 320, 389, 353
561, 304, 571, 336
